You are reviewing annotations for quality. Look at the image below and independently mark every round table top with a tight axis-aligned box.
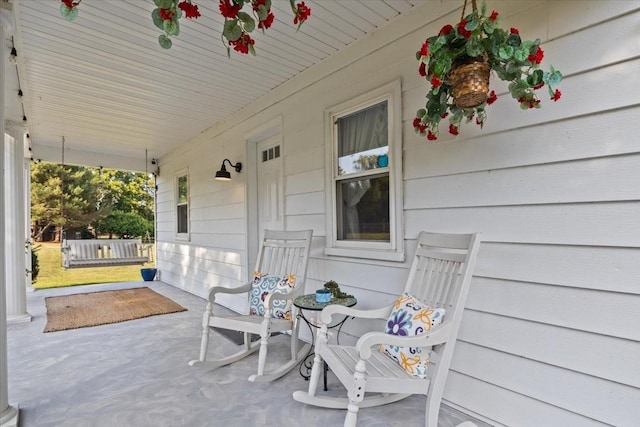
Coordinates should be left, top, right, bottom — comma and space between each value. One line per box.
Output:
293, 293, 357, 311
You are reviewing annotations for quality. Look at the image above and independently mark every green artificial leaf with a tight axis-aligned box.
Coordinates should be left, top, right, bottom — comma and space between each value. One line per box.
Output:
249, 43, 257, 56
265, 0, 272, 9
466, 37, 483, 57
513, 48, 528, 63
527, 69, 544, 87
416, 108, 426, 118
481, 0, 487, 17
154, 0, 173, 8
465, 18, 479, 31
223, 19, 242, 41
433, 56, 452, 78
163, 19, 180, 36
256, 4, 269, 21
237, 12, 256, 33
505, 61, 521, 76
483, 21, 496, 34
60, 4, 78, 21
158, 34, 172, 49
506, 34, 521, 47
151, 9, 164, 30
498, 45, 514, 60
544, 68, 563, 86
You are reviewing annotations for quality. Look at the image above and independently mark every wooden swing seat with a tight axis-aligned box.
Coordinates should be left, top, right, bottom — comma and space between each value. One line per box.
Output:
62, 239, 151, 269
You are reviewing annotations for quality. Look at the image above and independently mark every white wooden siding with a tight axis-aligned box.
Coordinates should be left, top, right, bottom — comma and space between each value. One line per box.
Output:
155, 1, 640, 425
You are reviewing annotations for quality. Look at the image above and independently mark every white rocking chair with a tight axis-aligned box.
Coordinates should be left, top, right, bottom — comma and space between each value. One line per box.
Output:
189, 229, 313, 382
293, 231, 481, 426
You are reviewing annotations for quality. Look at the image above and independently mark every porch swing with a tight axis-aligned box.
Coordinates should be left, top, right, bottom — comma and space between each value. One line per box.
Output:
60, 137, 152, 269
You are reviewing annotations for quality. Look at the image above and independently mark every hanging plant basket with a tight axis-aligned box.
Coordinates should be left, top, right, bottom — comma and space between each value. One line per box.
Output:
449, 55, 491, 108
413, 0, 563, 141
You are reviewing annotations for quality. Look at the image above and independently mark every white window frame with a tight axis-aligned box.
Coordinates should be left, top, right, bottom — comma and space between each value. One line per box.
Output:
175, 168, 190, 241
324, 80, 404, 262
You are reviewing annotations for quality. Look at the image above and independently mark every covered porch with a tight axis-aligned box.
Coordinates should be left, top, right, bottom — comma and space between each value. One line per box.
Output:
7, 280, 483, 426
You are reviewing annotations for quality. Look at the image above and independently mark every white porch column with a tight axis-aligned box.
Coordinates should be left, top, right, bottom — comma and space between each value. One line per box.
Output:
5, 124, 30, 324
1, 4, 20, 427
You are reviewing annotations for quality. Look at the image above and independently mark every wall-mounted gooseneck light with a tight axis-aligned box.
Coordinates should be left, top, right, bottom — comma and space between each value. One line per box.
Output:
215, 159, 242, 181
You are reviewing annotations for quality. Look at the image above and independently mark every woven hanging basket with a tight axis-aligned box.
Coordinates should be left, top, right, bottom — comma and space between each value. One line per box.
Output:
449, 56, 491, 108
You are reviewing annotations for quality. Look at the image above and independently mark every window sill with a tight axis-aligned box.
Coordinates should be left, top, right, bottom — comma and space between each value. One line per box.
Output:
324, 247, 404, 262
175, 233, 190, 242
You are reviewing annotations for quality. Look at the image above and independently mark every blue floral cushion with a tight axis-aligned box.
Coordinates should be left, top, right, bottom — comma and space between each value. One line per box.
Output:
249, 271, 295, 320
380, 292, 446, 378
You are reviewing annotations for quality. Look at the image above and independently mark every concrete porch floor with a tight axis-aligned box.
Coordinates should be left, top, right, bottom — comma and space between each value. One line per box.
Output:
7, 281, 487, 427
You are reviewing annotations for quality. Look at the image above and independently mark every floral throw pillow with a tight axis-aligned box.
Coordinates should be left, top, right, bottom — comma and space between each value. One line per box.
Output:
380, 292, 446, 378
249, 271, 296, 320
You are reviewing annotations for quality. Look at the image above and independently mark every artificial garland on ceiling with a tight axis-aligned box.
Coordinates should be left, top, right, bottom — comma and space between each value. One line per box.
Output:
413, 0, 563, 140
60, 0, 311, 55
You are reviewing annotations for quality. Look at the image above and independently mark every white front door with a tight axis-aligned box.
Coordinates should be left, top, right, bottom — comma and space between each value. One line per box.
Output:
256, 136, 284, 242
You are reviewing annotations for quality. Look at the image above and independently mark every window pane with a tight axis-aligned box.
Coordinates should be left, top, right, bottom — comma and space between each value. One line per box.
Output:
337, 101, 388, 176
177, 175, 188, 203
177, 205, 188, 234
336, 174, 389, 241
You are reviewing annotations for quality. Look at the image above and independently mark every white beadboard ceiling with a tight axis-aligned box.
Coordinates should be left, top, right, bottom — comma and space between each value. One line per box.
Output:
3, 0, 428, 169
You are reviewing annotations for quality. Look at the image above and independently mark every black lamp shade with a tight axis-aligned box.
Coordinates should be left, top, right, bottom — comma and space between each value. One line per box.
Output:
215, 159, 241, 181
215, 165, 231, 181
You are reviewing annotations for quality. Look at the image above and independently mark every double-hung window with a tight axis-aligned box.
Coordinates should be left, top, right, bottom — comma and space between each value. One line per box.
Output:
176, 171, 189, 240
325, 81, 404, 261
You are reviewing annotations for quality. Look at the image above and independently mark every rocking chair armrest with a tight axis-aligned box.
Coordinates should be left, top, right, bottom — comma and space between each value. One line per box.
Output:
263, 286, 303, 310
207, 281, 252, 303
320, 304, 392, 325
355, 322, 454, 360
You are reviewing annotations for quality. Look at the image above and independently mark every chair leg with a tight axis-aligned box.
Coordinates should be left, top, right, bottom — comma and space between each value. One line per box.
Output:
197, 302, 213, 362
344, 360, 367, 427
307, 352, 323, 397
256, 319, 271, 377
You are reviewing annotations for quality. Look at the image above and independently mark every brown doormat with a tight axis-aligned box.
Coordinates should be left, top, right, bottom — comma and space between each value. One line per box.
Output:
43, 287, 187, 333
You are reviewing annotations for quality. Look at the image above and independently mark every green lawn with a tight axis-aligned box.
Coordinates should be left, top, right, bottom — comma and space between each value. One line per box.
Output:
33, 242, 156, 290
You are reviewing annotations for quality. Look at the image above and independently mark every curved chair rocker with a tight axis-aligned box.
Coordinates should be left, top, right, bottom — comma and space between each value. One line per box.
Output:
189, 229, 313, 383
293, 231, 481, 426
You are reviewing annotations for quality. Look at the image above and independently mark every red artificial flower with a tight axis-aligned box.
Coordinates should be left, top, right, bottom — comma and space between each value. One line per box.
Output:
489, 10, 499, 21
178, 1, 201, 19
418, 62, 427, 77
457, 20, 472, 38
439, 24, 454, 36
551, 89, 562, 101
441, 112, 449, 119
259, 12, 275, 29
219, 0, 241, 19
412, 117, 421, 128
430, 75, 443, 88
427, 130, 438, 141
532, 82, 545, 90
61, 0, 79, 8
486, 90, 497, 105
420, 40, 429, 57
518, 97, 541, 109
476, 118, 484, 126
294, 2, 311, 25
449, 124, 459, 136
528, 47, 544, 64
418, 123, 427, 134
229, 32, 255, 54
510, 27, 519, 35
159, 8, 175, 21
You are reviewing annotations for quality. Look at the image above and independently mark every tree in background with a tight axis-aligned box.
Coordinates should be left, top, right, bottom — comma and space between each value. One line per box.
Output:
31, 163, 154, 241
31, 162, 107, 241
94, 170, 155, 239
